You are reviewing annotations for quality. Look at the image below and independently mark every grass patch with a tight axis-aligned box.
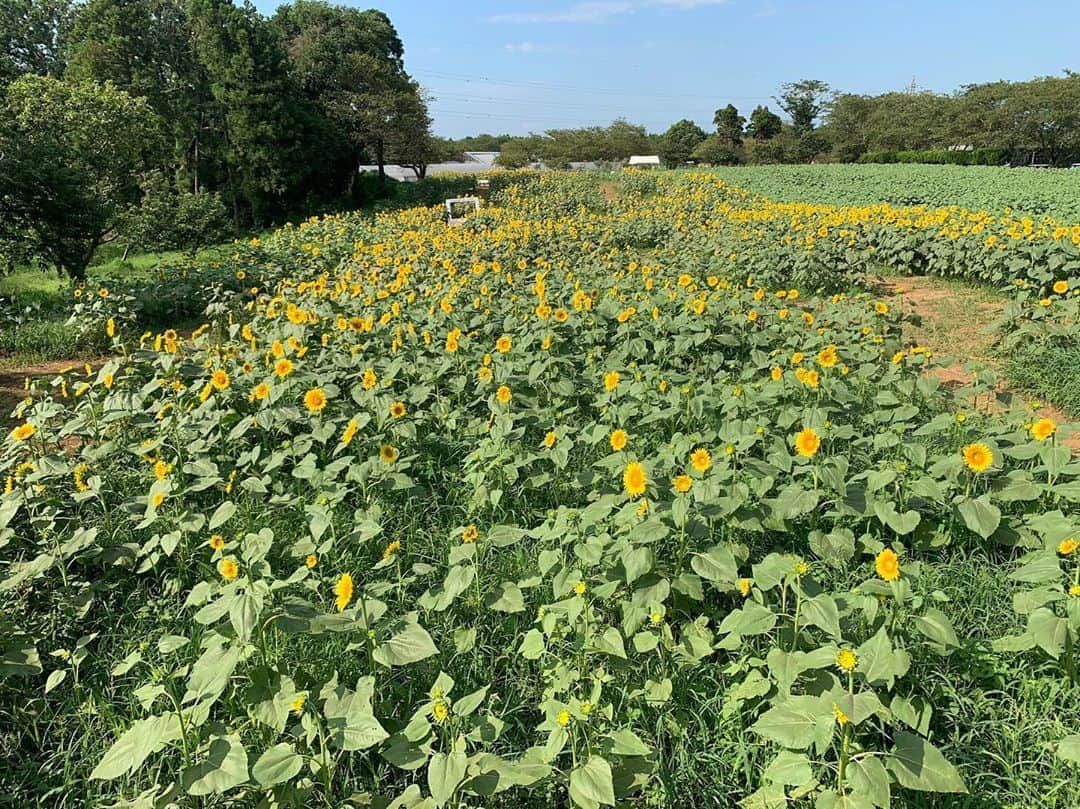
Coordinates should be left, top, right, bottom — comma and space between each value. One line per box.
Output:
1006, 338, 1080, 417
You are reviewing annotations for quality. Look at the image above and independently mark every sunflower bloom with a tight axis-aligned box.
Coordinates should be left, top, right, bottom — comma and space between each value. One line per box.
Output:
623, 461, 647, 498
304, 388, 327, 413
334, 573, 354, 611
794, 428, 821, 458
962, 443, 993, 473
1030, 418, 1055, 442
610, 429, 628, 451
219, 558, 239, 580
672, 474, 693, 494
836, 648, 857, 672
875, 547, 900, 581
690, 448, 712, 473
379, 444, 398, 464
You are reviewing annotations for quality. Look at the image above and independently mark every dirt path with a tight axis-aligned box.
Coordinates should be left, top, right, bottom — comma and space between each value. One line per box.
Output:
872, 274, 1080, 451
0, 357, 114, 426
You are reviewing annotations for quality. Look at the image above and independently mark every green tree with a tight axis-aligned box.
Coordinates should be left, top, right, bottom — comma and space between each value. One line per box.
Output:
776, 79, 832, 135
0, 75, 161, 278
713, 104, 745, 146
387, 89, 437, 179
187, 0, 305, 224
659, 119, 706, 167
0, 0, 73, 82
746, 104, 782, 140
690, 134, 741, 165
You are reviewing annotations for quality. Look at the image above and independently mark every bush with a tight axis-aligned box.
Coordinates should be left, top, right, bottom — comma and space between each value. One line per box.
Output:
857, 148, 1010, 166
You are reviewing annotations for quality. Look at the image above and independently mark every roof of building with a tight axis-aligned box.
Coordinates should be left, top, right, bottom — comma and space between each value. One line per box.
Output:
627, 154, 661, 166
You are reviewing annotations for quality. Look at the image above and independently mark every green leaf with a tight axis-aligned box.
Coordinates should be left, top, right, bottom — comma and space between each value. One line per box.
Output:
208, 501, 236, 530
373, 620, 439, 667
91, 715, 178, 780
956, 496, 1000, 539
182, 734, 249, 795
800, 594, 841, 639
1057, 735, 1080, 764
911, 607, 960, 651
1028, 607, 1067, 659
0, 636, 41, 677
569, 756, 615, 809
848, 754, 891, 808
857, 626, 910, 689
591, 626, 627, 659
44, 668, 67, 693
691, 543, 737, 587
486, 582, 525, 613
763, 750, 812, 785
750, 696, 830, 750
887, 731, 967, 793
251, 743, 302, 787
453, 685, 488, 717
428, 750, 467, 807
606, 727, 651, 757
1009, 554, 1062, 584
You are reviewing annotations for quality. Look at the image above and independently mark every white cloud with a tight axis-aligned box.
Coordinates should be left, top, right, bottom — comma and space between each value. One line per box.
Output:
488, 0, 727, 24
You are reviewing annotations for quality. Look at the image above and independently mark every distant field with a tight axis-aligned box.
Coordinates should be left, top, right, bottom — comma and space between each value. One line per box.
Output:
709, 163, 1080, 218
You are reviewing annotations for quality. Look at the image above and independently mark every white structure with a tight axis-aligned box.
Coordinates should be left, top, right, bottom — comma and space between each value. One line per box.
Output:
358, 151, 503, 182
627, 155, 661, 168
445, 196, 481, 224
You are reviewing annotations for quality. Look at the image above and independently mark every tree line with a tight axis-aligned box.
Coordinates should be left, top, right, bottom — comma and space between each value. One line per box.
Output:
1, 0, 437, 278
488, 73, 1080, 170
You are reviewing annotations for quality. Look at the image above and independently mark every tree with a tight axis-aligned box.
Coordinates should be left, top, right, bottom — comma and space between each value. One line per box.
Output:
495, 136, 540, 168
746, 105, 782, 140
188, 0, 306, 224
387, 89, 437, 179
272, 2, 413, 190
66, 0, 205, 188
659, 119, 706, 167
0, 0, 73, 82
776, 79, 832, 135
713, 104, 745, 146
690, 134, 741, 166
0, 75, 162, 278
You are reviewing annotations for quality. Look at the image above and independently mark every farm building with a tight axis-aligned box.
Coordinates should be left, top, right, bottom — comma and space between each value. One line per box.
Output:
627, 154, 661, 168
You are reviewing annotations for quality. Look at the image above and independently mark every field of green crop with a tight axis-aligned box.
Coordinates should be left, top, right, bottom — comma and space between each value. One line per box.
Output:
1, 168, 1079, 808
710, 164, 1080, 219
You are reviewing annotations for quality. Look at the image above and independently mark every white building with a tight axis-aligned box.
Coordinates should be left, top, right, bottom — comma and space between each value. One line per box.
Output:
627, 155, 661, 168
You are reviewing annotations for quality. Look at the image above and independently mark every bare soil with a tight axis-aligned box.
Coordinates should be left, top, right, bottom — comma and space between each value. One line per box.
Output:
873, 275, 1079, 451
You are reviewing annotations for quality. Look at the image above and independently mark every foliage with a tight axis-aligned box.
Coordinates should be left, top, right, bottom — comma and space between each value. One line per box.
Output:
776, 79, 833, 136
659, 119, 706, 168
748, 104, 783, 141
2, 170, 1080, 808
0, 74, 161, 279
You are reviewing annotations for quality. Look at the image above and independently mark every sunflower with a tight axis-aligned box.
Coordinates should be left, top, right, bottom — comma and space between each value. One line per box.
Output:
962, 443, 993, 473
462, 524, 479, 543
690, 448, 712, 473
362, 368, 378, 389
305, 554, 318, 568
11, 422, 36, 441
390, 401, 407, 419
304, 388, 328, 413
1053, 280, 1069, 295
836, 648, 857, 672
816, 345, 839, 368
623, 461, 647, 498
274, 358, 294, 378
1030, 418, 1055, 442
209, 534, 225, 551
604, 371, 620, 391
543, 431, 557, 448
219, 558, 239, 581
737, 578, 752, 597
672, 474, 693, 494
608, 428, 629, 452
251, 382, 270, 401
477, 366, 493, 384
341, 419, 358, 446
495, 335, 512, 353
875, 547, 900, 581
1057, 538, 1078, 556
379, 444, 398, 464
334, 572, 354, 611
793, 428, 821, 458
496, 385, 512, 404
210, 369, 230, 390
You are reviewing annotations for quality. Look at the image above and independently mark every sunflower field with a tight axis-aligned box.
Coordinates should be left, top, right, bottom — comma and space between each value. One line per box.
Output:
2, 170, 1079, 808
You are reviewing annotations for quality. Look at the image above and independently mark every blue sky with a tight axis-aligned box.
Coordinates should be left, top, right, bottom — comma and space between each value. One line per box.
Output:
254, 0, 1078, 138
